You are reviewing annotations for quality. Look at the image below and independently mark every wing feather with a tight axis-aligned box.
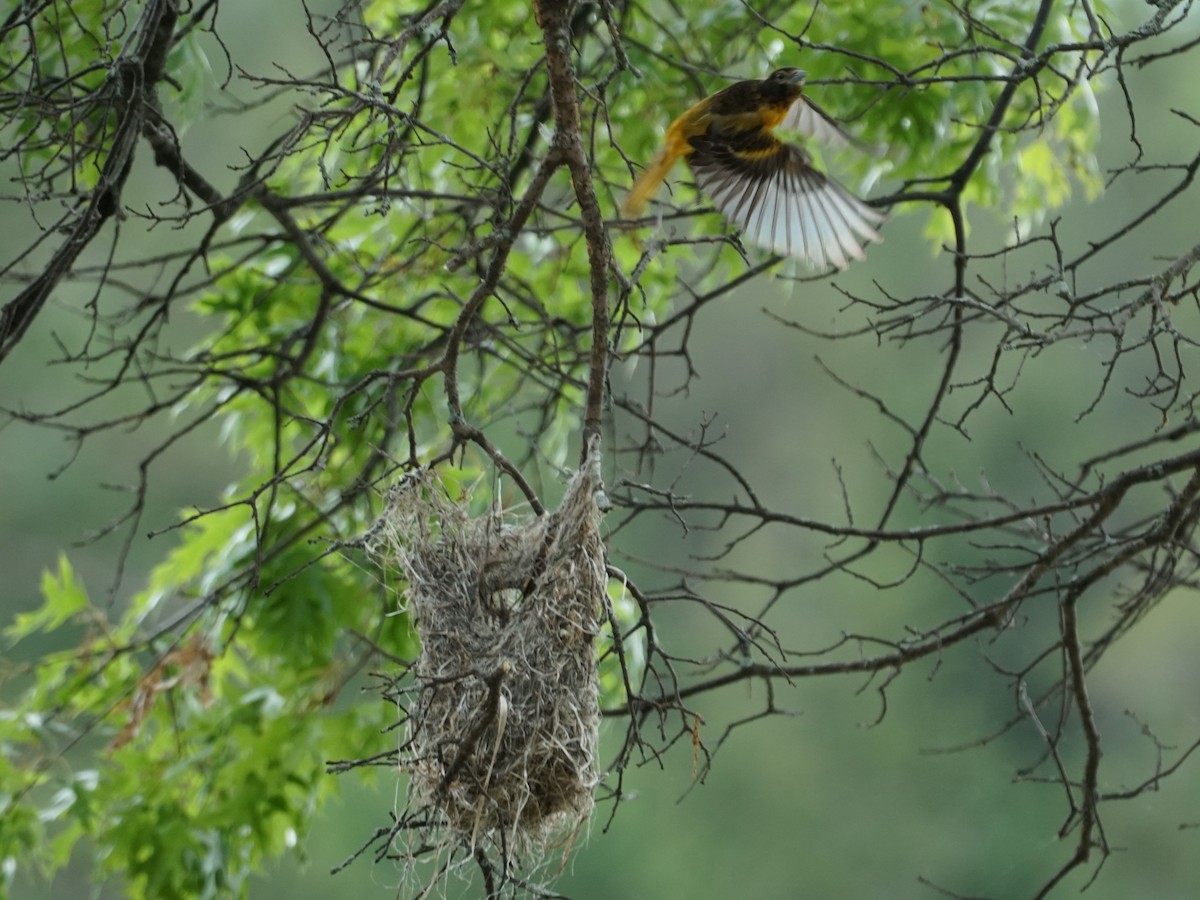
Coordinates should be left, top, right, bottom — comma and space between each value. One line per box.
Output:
688, 133, 884, 270
779, 97, 881, 155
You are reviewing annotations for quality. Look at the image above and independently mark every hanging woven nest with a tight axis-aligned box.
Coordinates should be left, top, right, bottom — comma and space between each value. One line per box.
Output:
370, 439, 607, 865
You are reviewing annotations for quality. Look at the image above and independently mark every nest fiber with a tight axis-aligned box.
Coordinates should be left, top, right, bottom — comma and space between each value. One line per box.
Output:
374, 444, 606, 856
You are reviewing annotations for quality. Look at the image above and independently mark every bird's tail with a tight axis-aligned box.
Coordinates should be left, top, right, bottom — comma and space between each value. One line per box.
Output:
621, 149, 678, 218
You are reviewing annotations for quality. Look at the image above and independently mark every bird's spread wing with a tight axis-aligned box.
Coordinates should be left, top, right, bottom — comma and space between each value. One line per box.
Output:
778, 97, 869, 153
687, 128, 885, 269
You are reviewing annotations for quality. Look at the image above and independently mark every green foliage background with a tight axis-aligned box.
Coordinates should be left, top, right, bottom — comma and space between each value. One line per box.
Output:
2, 0, 1199, 898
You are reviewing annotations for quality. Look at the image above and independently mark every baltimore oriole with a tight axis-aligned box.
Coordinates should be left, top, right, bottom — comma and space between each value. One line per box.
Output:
622, 67, 885, 270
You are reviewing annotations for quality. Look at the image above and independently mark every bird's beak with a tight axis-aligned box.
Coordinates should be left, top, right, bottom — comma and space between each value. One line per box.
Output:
788, 69, 808, 84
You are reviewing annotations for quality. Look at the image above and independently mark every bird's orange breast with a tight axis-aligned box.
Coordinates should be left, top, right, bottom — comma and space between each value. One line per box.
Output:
758, 99, 796, 130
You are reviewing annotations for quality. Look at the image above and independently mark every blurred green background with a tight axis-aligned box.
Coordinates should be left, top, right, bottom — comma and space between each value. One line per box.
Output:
4, 1, 1200, 897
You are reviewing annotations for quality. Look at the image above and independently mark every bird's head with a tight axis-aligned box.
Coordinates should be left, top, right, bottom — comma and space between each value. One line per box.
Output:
761, 67, 808, 103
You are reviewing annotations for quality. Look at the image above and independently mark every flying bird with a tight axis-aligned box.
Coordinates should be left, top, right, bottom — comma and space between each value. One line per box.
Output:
622, 67, 885, 270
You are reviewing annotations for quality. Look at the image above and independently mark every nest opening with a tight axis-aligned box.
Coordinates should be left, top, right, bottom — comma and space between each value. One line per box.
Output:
369, 441, 607, 876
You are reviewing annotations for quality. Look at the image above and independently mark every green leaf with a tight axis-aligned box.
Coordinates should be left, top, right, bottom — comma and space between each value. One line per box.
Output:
6, 555, 88, 643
